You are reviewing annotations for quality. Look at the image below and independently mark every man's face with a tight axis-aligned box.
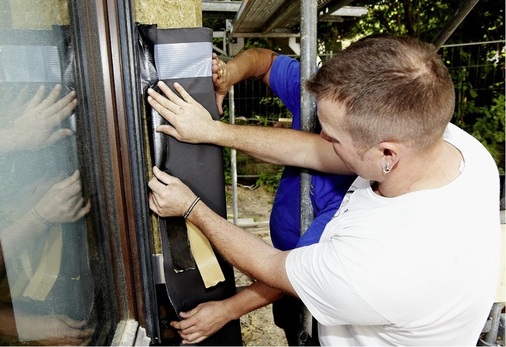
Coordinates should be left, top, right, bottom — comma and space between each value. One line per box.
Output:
317, 98, 380, 180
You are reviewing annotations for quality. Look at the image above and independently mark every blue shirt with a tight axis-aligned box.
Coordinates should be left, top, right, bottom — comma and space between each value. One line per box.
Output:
268, 55, 355, 250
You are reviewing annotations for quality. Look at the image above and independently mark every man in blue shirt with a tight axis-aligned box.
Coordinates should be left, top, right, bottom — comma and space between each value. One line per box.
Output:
169, 48, 354, 345
267, 54, 355, 251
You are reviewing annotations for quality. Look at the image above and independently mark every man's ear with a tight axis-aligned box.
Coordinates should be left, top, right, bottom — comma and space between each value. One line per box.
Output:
379, 141, 400, 173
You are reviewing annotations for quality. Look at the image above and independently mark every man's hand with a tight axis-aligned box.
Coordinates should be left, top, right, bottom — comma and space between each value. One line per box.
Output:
212, 53, 232, 115
148, 167, 198, 218
171, 301, 235, 344
147, 82, 217, 144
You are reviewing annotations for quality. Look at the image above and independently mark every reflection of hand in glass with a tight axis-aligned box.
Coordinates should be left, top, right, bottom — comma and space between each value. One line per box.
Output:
32, 170, 91, 226
0, 84, 76, 153
0, 171, 90, 257
0, 304, 95, 346
0, 170, 92, 345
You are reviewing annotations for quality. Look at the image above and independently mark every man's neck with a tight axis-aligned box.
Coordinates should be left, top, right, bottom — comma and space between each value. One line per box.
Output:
374, 140, 463, 197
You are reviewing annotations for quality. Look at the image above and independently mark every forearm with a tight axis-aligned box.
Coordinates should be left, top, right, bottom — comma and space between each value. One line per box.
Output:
188, 200, 295, 297
211, 121, 347, 173
226, 48, 277, 86
225, 281, 285, 320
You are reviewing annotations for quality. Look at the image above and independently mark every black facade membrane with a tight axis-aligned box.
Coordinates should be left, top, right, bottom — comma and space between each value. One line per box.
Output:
137, 24, 242, 345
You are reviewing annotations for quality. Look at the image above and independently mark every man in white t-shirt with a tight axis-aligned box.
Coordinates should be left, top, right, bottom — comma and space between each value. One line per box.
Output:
287, 123, 499, 345
146, 35, 501, 345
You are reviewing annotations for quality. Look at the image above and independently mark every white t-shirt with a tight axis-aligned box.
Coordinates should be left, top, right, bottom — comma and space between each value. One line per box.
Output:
286, 124, 501, 346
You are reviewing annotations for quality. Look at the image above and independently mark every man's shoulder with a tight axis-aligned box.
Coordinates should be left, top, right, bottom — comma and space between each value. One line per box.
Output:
446, 123, 497, 171
272, 55, 300, 76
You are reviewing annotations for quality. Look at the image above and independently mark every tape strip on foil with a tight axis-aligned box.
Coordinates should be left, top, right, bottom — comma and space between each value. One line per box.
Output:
154, 42, 212, 80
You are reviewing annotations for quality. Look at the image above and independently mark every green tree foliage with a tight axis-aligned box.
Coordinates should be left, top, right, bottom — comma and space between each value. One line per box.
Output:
321, 0, 503, 43
319, 0, 504, 172
207, 0, 505, 178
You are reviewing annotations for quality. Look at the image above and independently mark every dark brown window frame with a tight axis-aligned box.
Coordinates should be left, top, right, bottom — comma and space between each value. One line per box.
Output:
67, 0, 158, 342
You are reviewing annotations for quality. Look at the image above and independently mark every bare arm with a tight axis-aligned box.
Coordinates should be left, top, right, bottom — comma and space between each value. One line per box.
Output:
171, 281, 284, 344
212, 48, 277, 114
147, 82, 351, 174
222, 48, 277, 86
148, 168, 295, 296
213, 48, 277, 114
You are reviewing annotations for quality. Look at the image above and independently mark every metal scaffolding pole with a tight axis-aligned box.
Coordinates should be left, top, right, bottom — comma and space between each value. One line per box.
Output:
433, 0, 481, 49
229, 85, 239, 225
297, 0, 317, 345
299, 0, 317, 236
224, 25, 239, 225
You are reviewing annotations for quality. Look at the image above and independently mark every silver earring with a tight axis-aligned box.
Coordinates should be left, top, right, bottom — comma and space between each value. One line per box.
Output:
382, 162, 391, 174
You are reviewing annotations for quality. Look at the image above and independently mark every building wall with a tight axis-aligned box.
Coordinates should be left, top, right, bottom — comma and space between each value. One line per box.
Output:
2, 0, 202, 30
134, 0, 202, 28
2, 0, 69, 29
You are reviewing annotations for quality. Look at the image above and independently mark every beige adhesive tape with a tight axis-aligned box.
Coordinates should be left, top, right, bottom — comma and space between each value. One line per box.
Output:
9, 249, 32, 300
23, 225, 62, 300
186, 220, 225, 288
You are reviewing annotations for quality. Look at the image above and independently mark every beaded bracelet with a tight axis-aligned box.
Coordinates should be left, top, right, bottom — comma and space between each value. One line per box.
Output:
183, 197, 201, 219
31, 207, 53, 227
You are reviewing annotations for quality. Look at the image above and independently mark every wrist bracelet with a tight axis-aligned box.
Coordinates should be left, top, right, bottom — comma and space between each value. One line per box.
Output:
183, 197, 201, 219
31, 207, 53, 227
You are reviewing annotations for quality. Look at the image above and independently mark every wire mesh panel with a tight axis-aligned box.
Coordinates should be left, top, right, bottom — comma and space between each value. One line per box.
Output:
442, 41, 505, 94
440, 40, 505, 172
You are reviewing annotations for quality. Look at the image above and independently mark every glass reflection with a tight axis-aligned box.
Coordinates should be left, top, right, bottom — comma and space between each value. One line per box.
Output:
0, 8, 96, 346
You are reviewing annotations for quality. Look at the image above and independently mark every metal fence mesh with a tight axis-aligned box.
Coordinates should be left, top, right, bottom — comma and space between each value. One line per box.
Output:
225, 41, 504, 123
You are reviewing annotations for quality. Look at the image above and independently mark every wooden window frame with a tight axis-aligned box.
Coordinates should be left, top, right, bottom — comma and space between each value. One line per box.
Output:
67, 0, 158, 342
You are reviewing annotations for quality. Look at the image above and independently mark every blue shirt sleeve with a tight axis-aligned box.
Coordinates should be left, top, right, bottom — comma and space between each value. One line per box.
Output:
269, 55, 302, 130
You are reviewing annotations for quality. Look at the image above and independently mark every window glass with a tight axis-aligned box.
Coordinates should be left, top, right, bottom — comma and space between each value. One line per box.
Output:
0, 1, 115, 345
